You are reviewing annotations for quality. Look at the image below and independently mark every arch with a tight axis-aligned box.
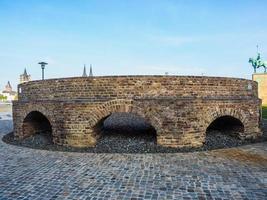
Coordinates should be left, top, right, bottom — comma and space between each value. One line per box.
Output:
94, 112, 157, 133
22, 111, 52, 139
88, 99, 162, 135
204, 108, 247, 133
206, 115, 245, 134
94, 112, 158, 147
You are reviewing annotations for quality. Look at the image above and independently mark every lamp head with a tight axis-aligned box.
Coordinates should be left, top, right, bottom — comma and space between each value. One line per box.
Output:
38, 62, 48, 69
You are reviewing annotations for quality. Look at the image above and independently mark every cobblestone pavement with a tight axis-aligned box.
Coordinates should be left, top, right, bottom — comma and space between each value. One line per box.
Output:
0, 120, 267, 200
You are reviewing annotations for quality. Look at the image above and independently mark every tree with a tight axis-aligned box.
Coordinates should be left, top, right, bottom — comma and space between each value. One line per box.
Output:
0, 94, 7, 101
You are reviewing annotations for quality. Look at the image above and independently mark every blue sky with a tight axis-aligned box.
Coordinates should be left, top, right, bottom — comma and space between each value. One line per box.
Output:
0, 0, 267, 90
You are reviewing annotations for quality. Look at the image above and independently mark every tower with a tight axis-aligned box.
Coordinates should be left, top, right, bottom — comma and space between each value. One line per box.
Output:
89, 64, 93, 77
2, 81, 16, 101
5, 81, 12, 92
20, 68, 31, 83
82, 64, 87, 77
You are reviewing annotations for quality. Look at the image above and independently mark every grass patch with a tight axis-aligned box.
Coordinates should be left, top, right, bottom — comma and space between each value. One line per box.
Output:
263, 105, 267, 119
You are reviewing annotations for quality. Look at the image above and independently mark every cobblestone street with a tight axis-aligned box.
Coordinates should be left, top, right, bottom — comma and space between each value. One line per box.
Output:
0, 120, 266, 200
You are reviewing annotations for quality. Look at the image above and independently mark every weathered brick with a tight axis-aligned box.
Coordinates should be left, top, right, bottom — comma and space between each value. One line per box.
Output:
13, 76, 262, 148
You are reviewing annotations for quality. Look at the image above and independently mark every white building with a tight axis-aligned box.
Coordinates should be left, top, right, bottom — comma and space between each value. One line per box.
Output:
0, 81, 17, 102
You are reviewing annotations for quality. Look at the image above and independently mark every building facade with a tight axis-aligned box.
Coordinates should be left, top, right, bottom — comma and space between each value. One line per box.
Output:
252, 73, 267, 105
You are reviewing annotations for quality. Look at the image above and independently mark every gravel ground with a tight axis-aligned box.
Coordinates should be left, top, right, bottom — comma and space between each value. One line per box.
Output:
3, 117, 267, 153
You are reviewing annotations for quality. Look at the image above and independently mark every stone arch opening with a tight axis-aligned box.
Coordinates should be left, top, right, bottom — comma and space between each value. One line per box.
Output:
22, 111, 53, 143
205, 115, 245, 147
93, 112, 157, 152
207, 115, 244, 133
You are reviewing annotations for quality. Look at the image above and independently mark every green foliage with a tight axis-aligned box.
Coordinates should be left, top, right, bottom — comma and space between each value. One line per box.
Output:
263, 105, 267, 119
0, 94, 7, 101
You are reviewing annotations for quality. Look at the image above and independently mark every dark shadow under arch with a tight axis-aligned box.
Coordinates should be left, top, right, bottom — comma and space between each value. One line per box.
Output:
23, 111, 52, 140
93, 112, 157, 152
207, 115, 244, 134
205, 115, 245, 147
204, 115, 245, 148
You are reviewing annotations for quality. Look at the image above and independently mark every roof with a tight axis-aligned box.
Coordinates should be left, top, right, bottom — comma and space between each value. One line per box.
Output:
24, 68, 28, 76
2, 91, 16, 95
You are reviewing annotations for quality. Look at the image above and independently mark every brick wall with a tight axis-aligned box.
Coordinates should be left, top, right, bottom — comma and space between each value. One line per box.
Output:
13, 76, 262, 148
18, 76, 258, 101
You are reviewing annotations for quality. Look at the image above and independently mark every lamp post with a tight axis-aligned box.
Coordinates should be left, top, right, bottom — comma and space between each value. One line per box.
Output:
38, 62, 48, 80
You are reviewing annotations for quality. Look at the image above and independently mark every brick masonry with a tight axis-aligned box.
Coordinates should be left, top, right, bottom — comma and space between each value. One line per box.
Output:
253, 73, 267, 105
13, 76, 262, 148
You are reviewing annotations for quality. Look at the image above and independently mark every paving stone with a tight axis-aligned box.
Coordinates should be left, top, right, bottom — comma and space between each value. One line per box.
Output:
0, 120, 267, 199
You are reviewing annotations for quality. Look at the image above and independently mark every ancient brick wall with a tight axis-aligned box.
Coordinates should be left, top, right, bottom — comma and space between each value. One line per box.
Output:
13, 76, 262, 148
253, 73, 267, 105
18, 76, 258, 101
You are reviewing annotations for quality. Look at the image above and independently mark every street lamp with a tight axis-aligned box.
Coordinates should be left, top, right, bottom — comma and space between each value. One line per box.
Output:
38, 62, 48, 80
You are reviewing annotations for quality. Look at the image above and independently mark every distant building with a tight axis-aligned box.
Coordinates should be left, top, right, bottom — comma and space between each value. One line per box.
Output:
20, 68, 31, 83
82, 64, 93, 77
89, 64, 93, 77
0, 81, 17, 101
253, 73, 267, 105
82, 65, 87, 77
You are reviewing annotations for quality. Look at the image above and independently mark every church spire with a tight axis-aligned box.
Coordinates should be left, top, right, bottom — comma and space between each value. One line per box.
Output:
82, 64, 87, 77
89, 64, 93, 77
24, 68, 28, 76
20, 68, 31, 83
5, 81, 12, 92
